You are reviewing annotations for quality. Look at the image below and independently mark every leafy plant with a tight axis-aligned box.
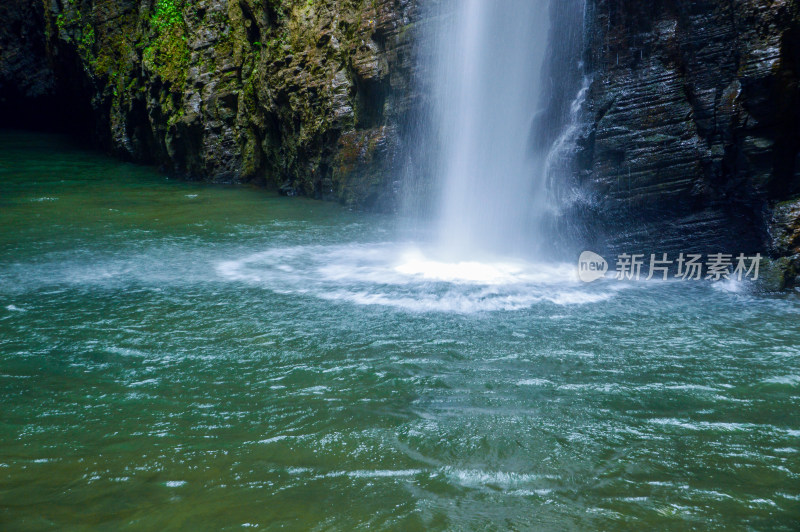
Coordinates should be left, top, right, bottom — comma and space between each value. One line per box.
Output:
151, 0, 184, 32
143, 0, 190, 88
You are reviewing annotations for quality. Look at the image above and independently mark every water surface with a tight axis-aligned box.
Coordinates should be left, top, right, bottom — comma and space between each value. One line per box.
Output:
1, 132, 799, 530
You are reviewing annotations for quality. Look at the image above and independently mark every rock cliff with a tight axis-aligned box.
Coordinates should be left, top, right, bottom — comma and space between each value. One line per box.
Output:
572, 0, 800, 287
0, 0, 418, 209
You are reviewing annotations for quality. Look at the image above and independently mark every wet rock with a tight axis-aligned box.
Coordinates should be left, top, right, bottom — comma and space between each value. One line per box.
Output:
333, 126, 398, 208
572, 0, 800, 282
768, 197, 800, 288
0, 0, 420, 211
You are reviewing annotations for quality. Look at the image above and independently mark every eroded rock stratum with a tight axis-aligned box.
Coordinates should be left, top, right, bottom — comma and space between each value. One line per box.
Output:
574, 0, 800, 287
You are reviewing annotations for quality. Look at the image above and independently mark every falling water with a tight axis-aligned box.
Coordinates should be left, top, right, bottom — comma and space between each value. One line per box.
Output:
431, 0, 552, 258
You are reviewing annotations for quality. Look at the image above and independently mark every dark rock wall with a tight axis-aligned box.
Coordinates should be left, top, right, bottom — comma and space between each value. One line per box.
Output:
0, 0, 419, 210
0, 0, 93, 134
575, 0, 800, 286
0, 0, 52, 110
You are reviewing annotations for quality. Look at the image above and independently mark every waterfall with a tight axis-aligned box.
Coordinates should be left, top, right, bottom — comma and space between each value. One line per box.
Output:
430, 0, 552, 258
404, 0, 589, 263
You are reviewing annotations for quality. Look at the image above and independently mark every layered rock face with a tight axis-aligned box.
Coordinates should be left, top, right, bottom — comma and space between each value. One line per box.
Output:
574, 0, 800, 286
0, 0, 418, 209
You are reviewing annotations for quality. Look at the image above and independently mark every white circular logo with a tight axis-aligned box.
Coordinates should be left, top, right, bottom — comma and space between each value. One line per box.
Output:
578, 251, 608, 283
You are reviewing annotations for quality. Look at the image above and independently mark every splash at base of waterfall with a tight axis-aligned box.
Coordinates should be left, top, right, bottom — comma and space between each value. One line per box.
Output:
217, 243, 613, 313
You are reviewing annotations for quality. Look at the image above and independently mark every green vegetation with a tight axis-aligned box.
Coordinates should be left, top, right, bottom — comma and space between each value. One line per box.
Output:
78, 23, 95, 60
143, 0, 190, 89
38, 0, 401, 199
52, 2, 96, 66
151, 0, 184, 32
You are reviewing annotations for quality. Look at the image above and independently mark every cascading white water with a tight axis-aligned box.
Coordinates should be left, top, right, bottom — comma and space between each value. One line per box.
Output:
214, 0, 601, 314
432, 0, 552, 258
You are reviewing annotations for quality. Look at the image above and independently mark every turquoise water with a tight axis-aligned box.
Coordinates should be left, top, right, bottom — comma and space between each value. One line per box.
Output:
1, 131, 799, 530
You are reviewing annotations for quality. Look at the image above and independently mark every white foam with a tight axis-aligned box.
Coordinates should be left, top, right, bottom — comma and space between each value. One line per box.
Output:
215, 243, 612, 313
517, 378, 553, 387
711, 278, 747, 293
394, 250, 528, 284
441, 467, 550, 488
256, 435, 291, 444
128, 378, 158, 387
763, 375, 800, 386
323, 469, 422, 479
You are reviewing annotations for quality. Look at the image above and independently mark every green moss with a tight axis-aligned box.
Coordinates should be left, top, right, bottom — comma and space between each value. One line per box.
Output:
398, 22, 415, 41
37, 0, 404, 204
143, 0, 190, 89
50, 2, 97, 66
78, 23, 95, 62
152, 0, 184, 32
